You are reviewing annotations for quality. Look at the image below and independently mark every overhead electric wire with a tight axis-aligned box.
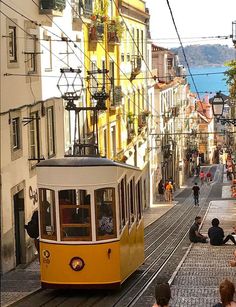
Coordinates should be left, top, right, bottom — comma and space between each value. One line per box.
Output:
2, 0, 155, 118
2, 34, 231, 44
165, 0, 201, 101
0, 10, 72, 69
149, 34, 232, 41
111, 0, 157, 81
2, 1, 219, 125
2, 70, 228, 79
2, 0, 105, 90
66, 0, 160, 117
164, 0, 215, 123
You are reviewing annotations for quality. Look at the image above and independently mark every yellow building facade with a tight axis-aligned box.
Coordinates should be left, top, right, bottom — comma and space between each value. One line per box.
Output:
83, 0, 149, 165
83, 0, 150, 208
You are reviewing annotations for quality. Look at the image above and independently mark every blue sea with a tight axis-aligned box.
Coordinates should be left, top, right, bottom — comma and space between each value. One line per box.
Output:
187, 66, 229, 99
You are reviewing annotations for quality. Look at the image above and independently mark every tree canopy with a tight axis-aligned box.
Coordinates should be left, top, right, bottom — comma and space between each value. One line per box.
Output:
224, 60, 236, 99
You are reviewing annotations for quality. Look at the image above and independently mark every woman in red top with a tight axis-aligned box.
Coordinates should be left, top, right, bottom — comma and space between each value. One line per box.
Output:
206, 171, 212, 183
199, 171, 205, 185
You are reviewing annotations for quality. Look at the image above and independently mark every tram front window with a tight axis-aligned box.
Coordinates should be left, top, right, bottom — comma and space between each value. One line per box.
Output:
95, 188, 117, 240
59, 189, 91, 241
39, 189, 57, 240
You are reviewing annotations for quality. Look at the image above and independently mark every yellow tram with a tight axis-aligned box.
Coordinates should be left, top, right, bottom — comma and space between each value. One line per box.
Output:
37, 157, 144, 288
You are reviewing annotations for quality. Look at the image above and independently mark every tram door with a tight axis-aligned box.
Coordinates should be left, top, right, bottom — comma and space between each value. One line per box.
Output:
13, 190, 25, 265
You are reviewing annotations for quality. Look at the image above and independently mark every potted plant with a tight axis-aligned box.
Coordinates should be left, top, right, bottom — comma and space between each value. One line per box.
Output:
107, 18, 124, 43
127, 112, 135, 123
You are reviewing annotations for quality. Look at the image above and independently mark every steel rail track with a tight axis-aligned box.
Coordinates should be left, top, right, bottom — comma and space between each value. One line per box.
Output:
12, 166, 219, 307
108, 168, 218, 306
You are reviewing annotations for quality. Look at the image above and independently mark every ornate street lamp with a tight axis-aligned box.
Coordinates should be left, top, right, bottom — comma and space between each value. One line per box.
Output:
57, 68, 83, 110
211, 91, 236, 126
211, 92, 225, 118
232, 20, 236, 47
57, 67, 109, 157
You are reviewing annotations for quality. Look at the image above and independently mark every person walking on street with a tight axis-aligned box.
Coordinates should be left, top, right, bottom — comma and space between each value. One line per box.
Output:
166, 181, 173, 203
208, 218, 236, 246
199, 170, 205, 185
192, 182, 200, 206
189, 216, 207, 243
206, 170, 212, 184
164, 180, 169, 201
158, 179, 165, 202
24, 210, 39, 254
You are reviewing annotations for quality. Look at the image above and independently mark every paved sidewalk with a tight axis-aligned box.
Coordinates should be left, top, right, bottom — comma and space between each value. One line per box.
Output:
1, 259, 41, 307
169, 195, 236, 306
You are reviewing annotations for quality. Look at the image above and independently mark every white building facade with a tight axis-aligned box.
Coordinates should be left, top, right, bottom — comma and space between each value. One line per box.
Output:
0, 0, 84, 272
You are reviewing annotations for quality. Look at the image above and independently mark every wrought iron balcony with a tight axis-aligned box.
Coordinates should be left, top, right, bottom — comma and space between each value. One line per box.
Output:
110, 86, 122, 107
171, 106, 180, 117
83, 0, 93, 16
89, 22, 104, 42
138, 113, 148, 128
39, 0, 66, 14
107, 20, 123, 44
130, 56, 142, 81
72, 0, 93, 20
127, 122, 135, 141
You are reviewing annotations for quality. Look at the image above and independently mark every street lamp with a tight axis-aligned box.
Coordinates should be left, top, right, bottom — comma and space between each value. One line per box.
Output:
211, 92, 225, 118
232, 20, 236, 47
211, 92, 236, 126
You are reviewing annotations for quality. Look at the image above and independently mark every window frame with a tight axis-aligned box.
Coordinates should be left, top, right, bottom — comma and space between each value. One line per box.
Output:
95, 187, 117, 241
136, 179, 142, 222
39, 188, 57, 241
58, 189, 92, 241
110, 124, 116, 157
128, 177, 136, 226
8, 25, 17, 63
118, 176, 127, 232
29, 111, 39, 161
43, 33, 52, 72
46, 106, 55, 158
25, 33, 37, 74
12, 117, 21, 150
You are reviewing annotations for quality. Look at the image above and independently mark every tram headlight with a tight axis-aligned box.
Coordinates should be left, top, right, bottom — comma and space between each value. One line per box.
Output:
69, 257, 85, 271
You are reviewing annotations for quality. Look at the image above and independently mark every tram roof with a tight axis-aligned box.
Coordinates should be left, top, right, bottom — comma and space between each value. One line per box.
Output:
37, 157, 140, 170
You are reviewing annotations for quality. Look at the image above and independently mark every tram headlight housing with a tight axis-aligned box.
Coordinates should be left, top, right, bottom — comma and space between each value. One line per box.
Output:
69, 257, 85, 271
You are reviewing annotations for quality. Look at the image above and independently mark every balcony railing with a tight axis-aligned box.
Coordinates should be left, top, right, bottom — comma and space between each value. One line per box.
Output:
138, 113, 148, 128
130, 56, 142, 81
127, 124, 136, 141
107, 20, 123, 44
39, 0, 66, 15
89, 22, 104, 42
110, 86, 122, 107
72, 0, 93, 19
83, 0, 93, 16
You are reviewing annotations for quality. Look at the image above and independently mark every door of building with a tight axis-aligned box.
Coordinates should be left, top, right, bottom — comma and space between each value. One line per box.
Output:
13, 190, 25, 266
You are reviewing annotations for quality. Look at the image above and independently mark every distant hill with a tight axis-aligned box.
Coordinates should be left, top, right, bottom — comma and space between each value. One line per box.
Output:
171, 44, 235, 67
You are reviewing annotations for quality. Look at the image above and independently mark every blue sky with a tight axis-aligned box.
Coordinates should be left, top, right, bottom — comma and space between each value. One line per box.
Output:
145, 0, 236, 48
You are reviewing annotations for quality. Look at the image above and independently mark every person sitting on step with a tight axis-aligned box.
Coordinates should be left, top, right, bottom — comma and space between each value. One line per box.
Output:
152, 283, 171, 307
208, 218, 236, 246
213, 279, 236, 307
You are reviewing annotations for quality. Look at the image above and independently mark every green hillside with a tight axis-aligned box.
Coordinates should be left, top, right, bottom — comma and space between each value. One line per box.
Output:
171, 44, 235, 67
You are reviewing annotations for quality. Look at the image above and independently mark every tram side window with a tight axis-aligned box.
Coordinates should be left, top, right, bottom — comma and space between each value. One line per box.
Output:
39, 188, 56, 240
118, 177, 127, 232
136, 179, 142, 221
59, 189, 91, 241
95, 188, 117, 240
128, 178, 136, 225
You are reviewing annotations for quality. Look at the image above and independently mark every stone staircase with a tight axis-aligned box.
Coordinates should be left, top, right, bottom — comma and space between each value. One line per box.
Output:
170, 244, 236, 307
